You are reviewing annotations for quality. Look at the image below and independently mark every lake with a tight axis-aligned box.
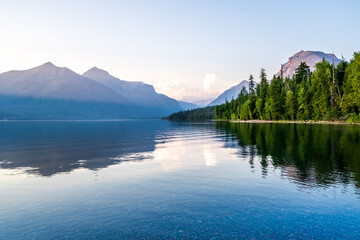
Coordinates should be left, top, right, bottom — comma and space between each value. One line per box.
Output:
0, 120, 359, 239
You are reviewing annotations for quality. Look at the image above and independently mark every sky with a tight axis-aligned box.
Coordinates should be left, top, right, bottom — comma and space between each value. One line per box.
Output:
0, 0, 359, 102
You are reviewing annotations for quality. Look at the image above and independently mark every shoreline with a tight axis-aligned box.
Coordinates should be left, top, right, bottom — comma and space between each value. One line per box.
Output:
215, 119, 360, 126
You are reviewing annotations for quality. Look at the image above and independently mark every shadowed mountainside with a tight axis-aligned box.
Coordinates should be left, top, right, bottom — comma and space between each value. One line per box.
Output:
0, 63, 182, 119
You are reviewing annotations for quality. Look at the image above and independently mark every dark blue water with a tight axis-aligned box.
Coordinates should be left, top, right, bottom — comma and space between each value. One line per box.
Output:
0, 120, 359, 239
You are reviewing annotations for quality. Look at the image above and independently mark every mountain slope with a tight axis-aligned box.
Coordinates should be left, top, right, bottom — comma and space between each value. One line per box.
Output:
193, 98, 215, 107
83, 67, 182, 113
208, 80, 253, 106
177, 101, 199, 110
277, 50, 341, 77
0, 62, 126, 103
0, 63, 181, 119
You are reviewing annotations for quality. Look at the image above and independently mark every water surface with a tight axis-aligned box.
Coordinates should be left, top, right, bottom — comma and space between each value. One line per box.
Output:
0, 120, 359, 239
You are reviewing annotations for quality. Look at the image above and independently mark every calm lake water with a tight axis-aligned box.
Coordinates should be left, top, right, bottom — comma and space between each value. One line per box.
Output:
0, 120, 360, 239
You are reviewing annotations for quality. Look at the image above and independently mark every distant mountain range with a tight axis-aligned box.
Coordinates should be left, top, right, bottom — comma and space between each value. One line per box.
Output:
208, 80, 253, 106
277, 50, 341, 77
0, 50, 342, 119
206, 50, 341, 107
83, 67, 182, 112
193, 98, 215, 107
177, 101, 199, 110
0, 62, 182, 119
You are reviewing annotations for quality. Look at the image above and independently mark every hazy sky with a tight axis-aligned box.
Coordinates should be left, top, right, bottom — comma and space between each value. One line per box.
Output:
0, 0, 359, 102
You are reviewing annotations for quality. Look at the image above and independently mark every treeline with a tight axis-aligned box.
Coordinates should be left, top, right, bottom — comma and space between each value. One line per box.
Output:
216, 52, 360, 122
166, 106, 214, 121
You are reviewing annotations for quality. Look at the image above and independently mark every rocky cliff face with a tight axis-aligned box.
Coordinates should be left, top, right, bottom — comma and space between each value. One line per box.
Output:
277, 50, 341, 77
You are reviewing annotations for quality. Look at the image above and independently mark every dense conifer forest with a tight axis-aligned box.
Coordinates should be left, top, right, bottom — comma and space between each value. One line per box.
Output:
168, 52, 360, 122
166, 106, 214, 121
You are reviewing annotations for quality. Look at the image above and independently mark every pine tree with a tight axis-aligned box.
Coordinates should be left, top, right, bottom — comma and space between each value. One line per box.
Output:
284, 77, 297, 120
295, 63, 311, 120
311, 59, 332, 120
249, 74, 255, 97
294, 62, 310, 85
297, 80, 311, 120
341, 52, 360, 120
285, 90, 296, 120
257, 68, 269, 119
269, 75, 285, 120
208, 54, 359, 122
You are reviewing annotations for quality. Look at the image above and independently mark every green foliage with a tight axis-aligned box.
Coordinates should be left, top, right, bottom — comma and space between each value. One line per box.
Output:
285, 90, 296, 120
311, 59, 332, 120
336, 61, 348, 91
167, 106, 215, 121
297, 82, 311, 120
169, 52, 360, 123
216, 122, 360, 186
294, 62, 310, 85
240, 100, 252, 120
347, 113, 360, 123
255, 98, 263, 119
269, 76, 285, 120
341, 52, 360, 116
249, 74, 255, 97
257, 68, 269, 119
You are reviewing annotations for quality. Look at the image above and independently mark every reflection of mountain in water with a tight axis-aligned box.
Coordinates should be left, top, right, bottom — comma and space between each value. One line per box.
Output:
0, 121, 218, 177
215, 122, 360, 189
1, 120, 360, 190
0, 120, 172, 176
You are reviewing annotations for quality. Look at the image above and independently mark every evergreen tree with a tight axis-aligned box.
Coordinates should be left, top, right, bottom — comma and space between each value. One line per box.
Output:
249, 74, 255, 97
294, 63, 311, 120
285, 90, 296, 120
240, 100, 252, 120
297, 80, 311, 120
284, 77, 297, 120
173, 53, 360, 123
257, 68, 269, 119
311, 59, 332, 120
341, 52, 360, 120
336, 60, 348, 93
294, 62, 310, 85
269, 75, 285, 120
238, 87, 249, 105
248, 74, 257, 118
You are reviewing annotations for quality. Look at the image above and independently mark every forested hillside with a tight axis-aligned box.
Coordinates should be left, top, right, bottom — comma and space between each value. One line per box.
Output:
215, 52, 360, 122
166, 106, 214, 121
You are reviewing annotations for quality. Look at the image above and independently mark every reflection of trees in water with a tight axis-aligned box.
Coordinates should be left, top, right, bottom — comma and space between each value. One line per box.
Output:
249, 145, 255, 171
216, 122, 360, 188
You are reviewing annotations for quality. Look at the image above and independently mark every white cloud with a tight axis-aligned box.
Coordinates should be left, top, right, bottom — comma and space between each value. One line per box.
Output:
203, 73, 216, 91
154, 72, 222, 101
154, 79, 179, 92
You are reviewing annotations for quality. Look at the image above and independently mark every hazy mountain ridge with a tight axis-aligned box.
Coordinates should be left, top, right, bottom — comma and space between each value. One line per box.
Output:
0, 62, 125, 103
177, 101, 199, 110
0, 63, 182, 119
277, 50, 341, 77
83, 67, 181, 110
208, 80, 254, 106
192, 98, 215, 107
0, 50, 344, 119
